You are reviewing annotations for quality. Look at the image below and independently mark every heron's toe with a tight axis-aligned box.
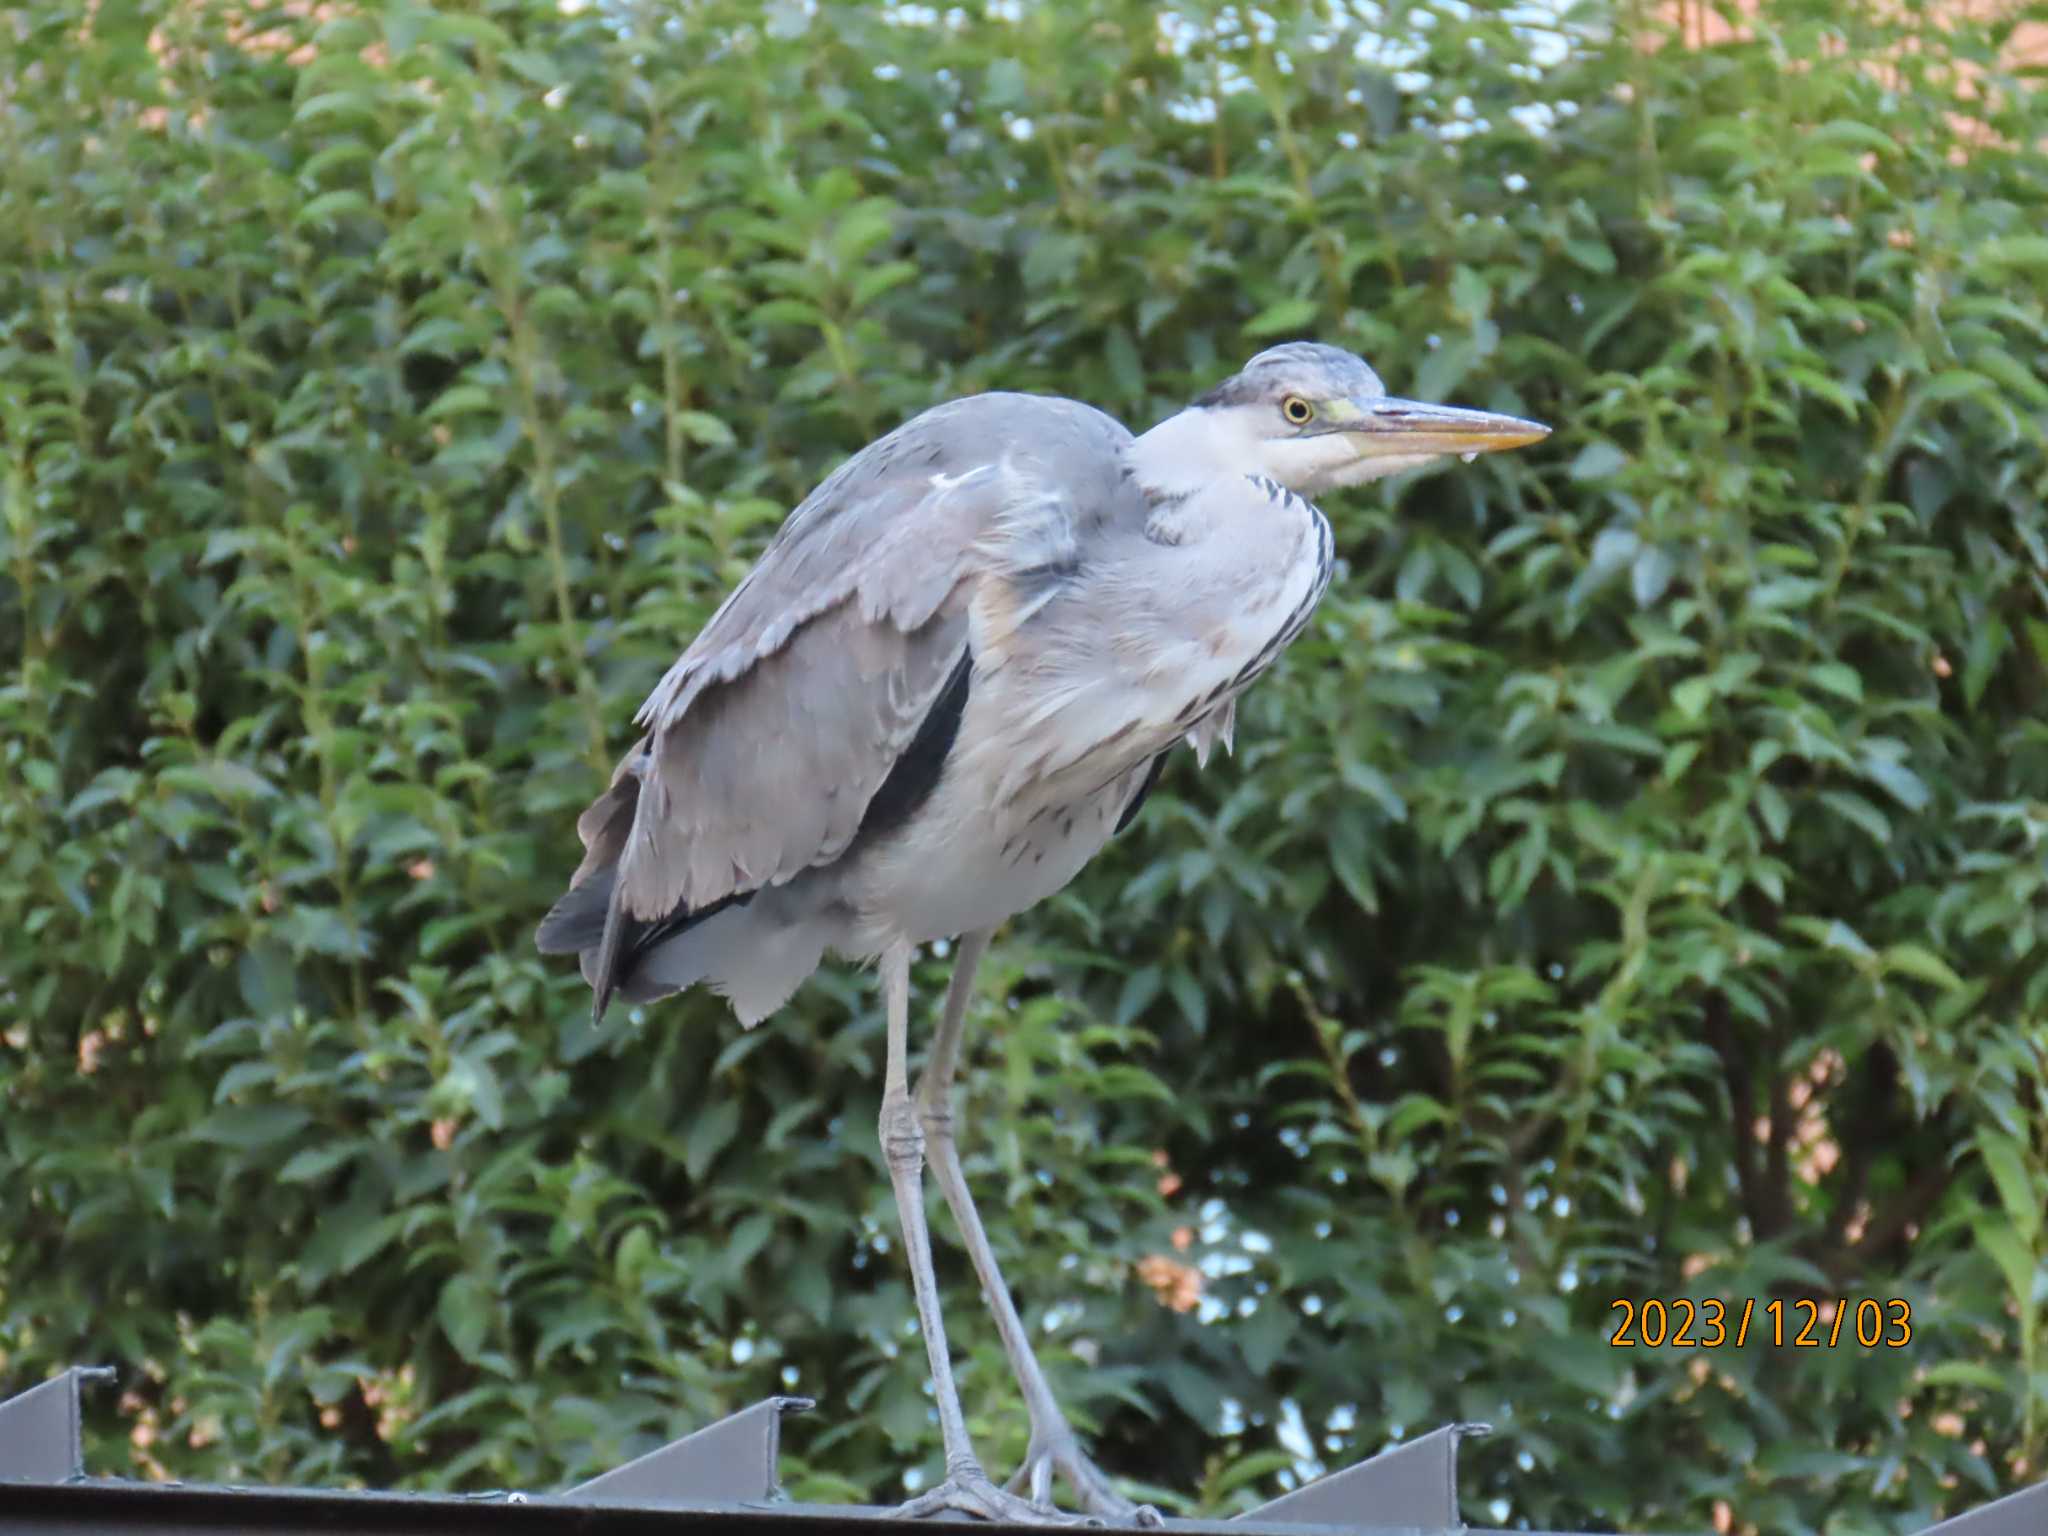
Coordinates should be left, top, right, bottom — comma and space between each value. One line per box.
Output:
1004, 1437, 1159, 1527
896, 1466, 1091, 1526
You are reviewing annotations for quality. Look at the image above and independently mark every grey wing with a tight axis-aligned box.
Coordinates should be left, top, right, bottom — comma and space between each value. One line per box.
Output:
541, 392, 1135, 958
624, 594, 971, 919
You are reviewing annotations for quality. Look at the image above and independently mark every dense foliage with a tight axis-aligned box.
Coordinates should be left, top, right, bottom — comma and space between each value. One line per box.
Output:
4, 1, 2047, 1531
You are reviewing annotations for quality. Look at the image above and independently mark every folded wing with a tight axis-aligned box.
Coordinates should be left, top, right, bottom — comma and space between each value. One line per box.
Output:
535, 394, 1134, 1018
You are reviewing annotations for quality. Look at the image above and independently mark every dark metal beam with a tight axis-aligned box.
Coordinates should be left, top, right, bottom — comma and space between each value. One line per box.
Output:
0, 1483, 1518, 1536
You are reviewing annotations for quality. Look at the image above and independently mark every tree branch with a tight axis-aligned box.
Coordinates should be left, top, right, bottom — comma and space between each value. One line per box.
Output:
1762, 1047, 1794, 1241
1852, 1154, 1957, 1267
1822, 1043, 1895, 1249
1703, 995, 1768, 1237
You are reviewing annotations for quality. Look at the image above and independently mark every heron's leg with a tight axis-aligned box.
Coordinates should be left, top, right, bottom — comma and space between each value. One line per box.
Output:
913, 932, 1161, 1528
880, 941, 1077, 1527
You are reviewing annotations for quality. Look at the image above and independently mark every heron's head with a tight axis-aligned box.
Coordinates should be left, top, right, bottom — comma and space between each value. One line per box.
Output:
1192, 341, 1549, 495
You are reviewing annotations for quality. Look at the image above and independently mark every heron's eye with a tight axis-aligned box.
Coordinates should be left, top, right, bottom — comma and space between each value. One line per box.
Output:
1281, 396, 1314, 425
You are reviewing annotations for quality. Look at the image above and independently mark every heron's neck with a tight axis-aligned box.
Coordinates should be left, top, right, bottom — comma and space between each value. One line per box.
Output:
1128, 408, 1242, 501
1127, 407, 1259, 542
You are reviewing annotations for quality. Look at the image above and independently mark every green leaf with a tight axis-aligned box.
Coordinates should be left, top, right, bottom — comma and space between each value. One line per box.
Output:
1563, 237, 1617, 275
1918, 1361, 2017, 1394
278, 1143, 359, 1184
1818, 790, 1890, 845
425, 384, 498, 421
237, 943, 296, 1017
851, 260, 917, 309
677, 410, 737, 448
1860, 755, 1929, 812
1244, 298, 1318, 338
1672, 676, 1715, 720
200, 760, 277, 801
439, 1273, 493, 1361
445, 1054, 506, 1131
1975, 1131, 2043, 1246
1883, 944, 1965, 993
503, 48, 565, 89
1569, 441, 1627, 481
1975, 1219, 2038, 1314
293, 90, 377, 127
614, 1225, 656, 1289
1022, 233, 1084, 292
192, 1106, 313, 1150
1630, 545, 1675, 607
1236, 1300, 1296, 1377
1808, 662, 1863, 703
685, 1099, 741, 1182
1974, 234, 2048, 272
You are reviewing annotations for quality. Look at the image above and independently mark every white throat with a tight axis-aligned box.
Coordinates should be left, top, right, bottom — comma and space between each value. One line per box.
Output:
1126, 406, 1259, 504
1129, 404, 1432, 513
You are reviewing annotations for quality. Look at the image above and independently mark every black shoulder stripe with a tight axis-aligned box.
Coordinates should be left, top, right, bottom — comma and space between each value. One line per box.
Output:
627, 888, 752, 970
1115, 752, 1169, 836
592, 881, 755, 1024
856, 649, 974, 842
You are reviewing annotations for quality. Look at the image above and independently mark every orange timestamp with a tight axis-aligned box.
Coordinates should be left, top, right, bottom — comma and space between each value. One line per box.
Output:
1608, 1296, 1912, 1349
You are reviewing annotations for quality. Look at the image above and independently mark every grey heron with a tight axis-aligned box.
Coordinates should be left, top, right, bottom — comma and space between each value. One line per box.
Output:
536, 342, 1546, 1524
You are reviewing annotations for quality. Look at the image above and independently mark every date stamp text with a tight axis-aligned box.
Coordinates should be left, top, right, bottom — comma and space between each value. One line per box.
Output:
1608, 1296, 1912, 1348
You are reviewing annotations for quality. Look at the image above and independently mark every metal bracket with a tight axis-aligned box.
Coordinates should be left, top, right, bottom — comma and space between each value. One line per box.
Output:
0, 1365, 114, 1484
560, 1394, 813, 1508
1914, 1475, 2048, 1536
1238, 1422, 1488, 1531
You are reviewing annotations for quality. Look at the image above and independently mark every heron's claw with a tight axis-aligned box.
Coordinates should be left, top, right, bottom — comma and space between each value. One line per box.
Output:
897, 1465, 1094, 1525
1004, 1435, 1162, 1527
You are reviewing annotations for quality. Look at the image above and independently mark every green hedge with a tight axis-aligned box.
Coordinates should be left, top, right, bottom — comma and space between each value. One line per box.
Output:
4, 1, 2046, 1529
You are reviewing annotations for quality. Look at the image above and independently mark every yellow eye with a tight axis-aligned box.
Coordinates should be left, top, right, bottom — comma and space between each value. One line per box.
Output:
1281, 395, 1314, 425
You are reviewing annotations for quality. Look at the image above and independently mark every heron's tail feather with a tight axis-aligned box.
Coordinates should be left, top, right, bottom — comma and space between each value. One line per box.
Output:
543, 870, 753, 1024
534, 744, 661, 1021
532, 851, 635, 1021
625, 901, 828, 1028
589, 884, 633, 1024
535, 868, 613, 954
536, 850, 755, 1022
535, 744, 829, 1025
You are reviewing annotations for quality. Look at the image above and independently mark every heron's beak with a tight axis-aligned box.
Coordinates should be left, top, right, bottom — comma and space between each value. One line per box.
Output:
1321, 396, 1550, 459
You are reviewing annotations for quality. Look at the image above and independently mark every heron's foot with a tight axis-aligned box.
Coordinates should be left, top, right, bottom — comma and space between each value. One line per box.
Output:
897, 1463, 1094, 1525
1005, 1435, 1163, 1528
